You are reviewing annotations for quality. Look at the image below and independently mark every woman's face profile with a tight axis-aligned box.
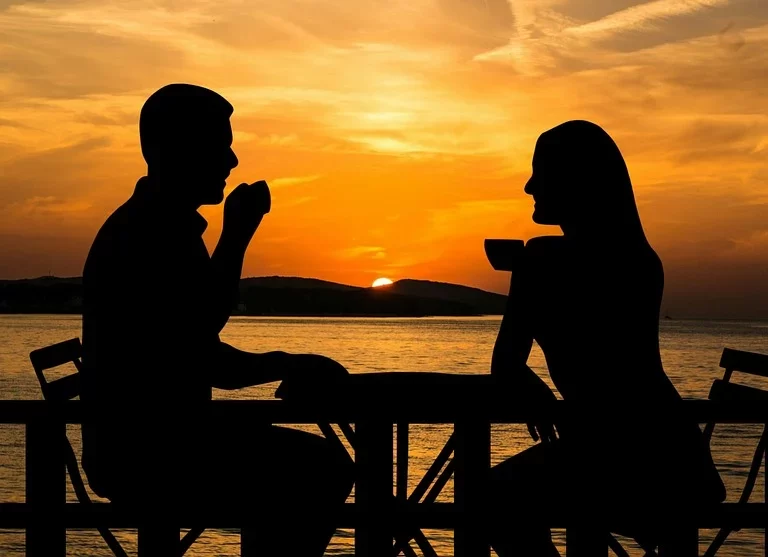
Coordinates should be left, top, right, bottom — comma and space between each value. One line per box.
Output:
524, 138, 567, 226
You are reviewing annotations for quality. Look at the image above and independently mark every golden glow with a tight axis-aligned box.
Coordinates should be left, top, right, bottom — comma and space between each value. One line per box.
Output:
371, 277, 393, 288
0, 0, 767, 315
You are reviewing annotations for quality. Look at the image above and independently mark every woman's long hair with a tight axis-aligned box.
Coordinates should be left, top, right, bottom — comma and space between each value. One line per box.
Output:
536, 120, 649, 249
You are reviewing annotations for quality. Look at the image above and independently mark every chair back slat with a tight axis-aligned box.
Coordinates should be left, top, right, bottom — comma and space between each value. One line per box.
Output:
29, 338, 82, 401
28, 339, 136, 557
719, 348, 768, 378
45, 374, 81, 402
704, 348, 768, 446
709, 379, 768, 404
30, 337, 82, 372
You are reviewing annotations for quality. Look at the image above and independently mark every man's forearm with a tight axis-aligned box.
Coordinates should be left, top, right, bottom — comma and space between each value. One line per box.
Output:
211, 343, 290, 389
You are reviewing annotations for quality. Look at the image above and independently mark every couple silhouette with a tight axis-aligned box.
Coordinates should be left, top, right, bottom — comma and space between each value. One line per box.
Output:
80, 83, 724, 556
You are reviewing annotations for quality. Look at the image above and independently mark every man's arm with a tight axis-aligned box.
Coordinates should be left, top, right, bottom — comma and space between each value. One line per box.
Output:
208, 181, 271, 333
210, 342, 348, 391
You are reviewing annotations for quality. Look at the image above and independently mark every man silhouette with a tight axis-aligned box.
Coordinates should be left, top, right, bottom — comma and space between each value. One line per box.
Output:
81, 83, 353, 555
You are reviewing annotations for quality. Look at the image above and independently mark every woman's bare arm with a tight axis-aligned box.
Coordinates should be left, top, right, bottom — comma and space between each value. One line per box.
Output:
491, 273, 534, 375
491, 249, 558, 442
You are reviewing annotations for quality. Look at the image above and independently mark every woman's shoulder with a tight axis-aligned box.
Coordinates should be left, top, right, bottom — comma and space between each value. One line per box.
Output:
524, 236, 568, 262
515, 237, 569, 279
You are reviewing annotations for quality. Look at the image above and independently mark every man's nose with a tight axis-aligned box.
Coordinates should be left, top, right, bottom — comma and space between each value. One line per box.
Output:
229, 148, 239, 169
524, 176, 535, 195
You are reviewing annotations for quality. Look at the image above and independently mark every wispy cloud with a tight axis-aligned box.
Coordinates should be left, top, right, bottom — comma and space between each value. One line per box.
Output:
564, 0, 728, 39
336, 246, 387, 259
0, 117, 31, 129
8, 196, 93, 215
270, 174, 322, 188
278, 195, 317, 208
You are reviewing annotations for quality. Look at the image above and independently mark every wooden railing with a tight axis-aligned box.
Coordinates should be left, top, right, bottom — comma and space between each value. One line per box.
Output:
1, 399, 767, 557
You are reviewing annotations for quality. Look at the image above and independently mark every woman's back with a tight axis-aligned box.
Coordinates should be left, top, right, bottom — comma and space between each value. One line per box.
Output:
523, 236, 674, 403
519, 236, 723, 505
486, 121, 724, 557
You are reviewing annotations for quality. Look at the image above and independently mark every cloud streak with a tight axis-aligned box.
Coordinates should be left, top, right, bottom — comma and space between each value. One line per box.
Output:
565, 0, 728, 38
270, 175, 321, 188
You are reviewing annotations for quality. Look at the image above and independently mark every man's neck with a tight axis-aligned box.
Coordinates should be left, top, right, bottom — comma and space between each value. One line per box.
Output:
143, 172, 201, 212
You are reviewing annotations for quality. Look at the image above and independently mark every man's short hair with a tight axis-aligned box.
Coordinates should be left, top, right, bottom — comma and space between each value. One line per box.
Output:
139, 84, 234, 165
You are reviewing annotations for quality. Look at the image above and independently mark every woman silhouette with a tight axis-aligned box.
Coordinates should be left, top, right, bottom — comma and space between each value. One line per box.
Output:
487, 120, 724, 555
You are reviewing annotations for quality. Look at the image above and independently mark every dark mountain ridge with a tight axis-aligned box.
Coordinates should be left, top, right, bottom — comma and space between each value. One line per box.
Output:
0, 276, 506, 316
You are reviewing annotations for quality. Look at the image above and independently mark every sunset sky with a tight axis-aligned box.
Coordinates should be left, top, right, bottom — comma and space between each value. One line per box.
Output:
1, 0, 767, 317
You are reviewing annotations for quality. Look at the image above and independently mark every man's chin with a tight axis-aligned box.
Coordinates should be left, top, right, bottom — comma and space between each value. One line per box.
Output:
200, 189, 226, 205
531, 210, 560, 226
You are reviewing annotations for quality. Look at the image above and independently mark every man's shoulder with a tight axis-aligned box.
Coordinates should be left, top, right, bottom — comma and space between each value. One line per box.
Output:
84, 197, 160, 275
89, 203, 134, 252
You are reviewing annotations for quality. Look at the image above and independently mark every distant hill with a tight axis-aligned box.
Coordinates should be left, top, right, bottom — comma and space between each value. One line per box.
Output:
0, 276, 84, 314
385, 279, 506, 315
0, 276, 506, 317
0, 276, 82, 285
240, 276, 359, 291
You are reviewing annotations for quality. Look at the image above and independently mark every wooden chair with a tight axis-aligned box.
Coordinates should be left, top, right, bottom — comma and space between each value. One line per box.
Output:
607, 347, 768, 557
30, 337, 203, 557
699, 347, 768, 557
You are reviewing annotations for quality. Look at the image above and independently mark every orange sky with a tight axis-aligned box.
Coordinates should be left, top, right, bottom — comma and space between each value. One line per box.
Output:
1, 0, 767, 317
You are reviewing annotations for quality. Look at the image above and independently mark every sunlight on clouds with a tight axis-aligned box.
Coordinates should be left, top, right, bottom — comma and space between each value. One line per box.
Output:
0, 0, 767, 314
359, 112, 413, 127
347, 136, 429, 155
336, 246, 387, 260
7, 196, 93, 216
270, 175, 321, 187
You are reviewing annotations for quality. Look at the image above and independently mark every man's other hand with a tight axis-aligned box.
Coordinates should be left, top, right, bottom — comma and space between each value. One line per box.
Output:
275, 355, 350, 401
223, 180, 271, 240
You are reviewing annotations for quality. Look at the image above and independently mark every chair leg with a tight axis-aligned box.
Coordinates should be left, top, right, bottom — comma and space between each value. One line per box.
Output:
138, 525, 179, 557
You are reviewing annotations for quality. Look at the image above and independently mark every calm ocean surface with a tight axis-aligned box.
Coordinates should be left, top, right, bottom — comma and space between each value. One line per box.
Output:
1, 314, 767, 556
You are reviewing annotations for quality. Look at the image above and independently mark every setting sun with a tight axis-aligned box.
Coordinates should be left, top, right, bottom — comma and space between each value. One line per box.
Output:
372, 277, 394, 288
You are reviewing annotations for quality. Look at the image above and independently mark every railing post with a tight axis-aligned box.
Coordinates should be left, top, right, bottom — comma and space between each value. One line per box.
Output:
26, 414, 66, 557
454, 419, 490, 557
355, 420, 393, 557
397, 422, 408, 502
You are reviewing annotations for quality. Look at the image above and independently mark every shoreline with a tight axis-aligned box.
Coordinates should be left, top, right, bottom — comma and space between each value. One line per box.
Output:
2, 312, 768, 322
